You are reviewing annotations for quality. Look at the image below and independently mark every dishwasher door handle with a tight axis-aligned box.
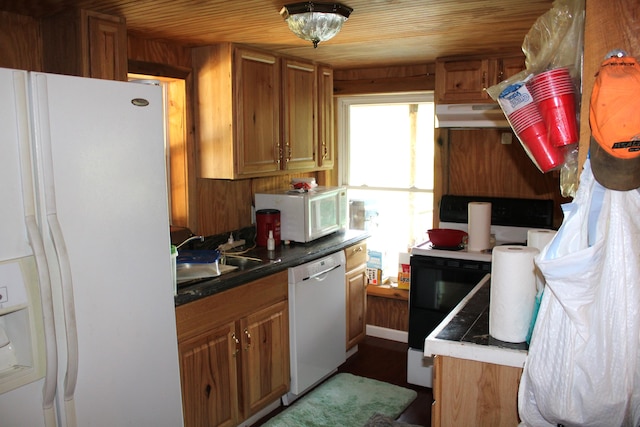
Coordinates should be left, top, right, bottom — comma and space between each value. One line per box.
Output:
305, 264, 343, 281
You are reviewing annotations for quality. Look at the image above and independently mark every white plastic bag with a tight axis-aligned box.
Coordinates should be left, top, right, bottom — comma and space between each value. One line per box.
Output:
518, 160, 640, 426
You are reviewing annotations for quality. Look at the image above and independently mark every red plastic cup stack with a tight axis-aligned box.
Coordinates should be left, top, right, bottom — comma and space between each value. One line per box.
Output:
528, 67, 579, 148
499, 82, 565, 172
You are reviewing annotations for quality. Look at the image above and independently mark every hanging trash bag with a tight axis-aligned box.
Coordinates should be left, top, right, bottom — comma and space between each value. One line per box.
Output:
518, 159, 640, 426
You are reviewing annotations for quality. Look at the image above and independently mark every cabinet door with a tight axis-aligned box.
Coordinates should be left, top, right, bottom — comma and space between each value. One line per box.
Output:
346, 265, 367, 349
317, 66, 335, 169
498, 55, 527, 83
179, 321, 239, 427
434, 355, 522, 427
282, 58, 318, 171
435, 59, 492, 104
235, 48, 282, 176
86, 13, 128, 81
42, 9, 127, 81
240, 300, 290, 417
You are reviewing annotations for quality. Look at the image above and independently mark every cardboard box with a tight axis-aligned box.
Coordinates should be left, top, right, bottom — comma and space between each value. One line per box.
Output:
366, 267, 382, 285
397, 252, 410, 290
367, 250, 383, 270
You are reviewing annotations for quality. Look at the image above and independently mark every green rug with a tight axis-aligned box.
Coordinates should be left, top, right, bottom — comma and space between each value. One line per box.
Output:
261, 373, 418, 427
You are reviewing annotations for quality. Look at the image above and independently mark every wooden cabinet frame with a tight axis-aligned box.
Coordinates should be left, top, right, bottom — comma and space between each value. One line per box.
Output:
42, 9, 127, 81
176, 271, 290, 427
435, 54, 526, 104
345, 241, 367, 349
194, 43, 326, 179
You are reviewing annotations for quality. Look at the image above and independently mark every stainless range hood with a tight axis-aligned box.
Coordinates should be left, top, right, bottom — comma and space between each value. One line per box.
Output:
435, 103, 509, 128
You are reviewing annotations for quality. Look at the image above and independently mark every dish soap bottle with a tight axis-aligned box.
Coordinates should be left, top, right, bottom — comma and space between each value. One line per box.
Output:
267, 230, 275, 251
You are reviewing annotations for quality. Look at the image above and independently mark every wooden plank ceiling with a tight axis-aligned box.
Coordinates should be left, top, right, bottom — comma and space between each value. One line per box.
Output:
1, 0, 555, 69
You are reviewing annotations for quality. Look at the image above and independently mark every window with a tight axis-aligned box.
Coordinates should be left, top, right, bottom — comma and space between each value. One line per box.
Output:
338, 93, 435, 278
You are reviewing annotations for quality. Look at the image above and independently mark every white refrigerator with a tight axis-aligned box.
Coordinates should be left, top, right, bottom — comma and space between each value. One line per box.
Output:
0, 68, 184, 426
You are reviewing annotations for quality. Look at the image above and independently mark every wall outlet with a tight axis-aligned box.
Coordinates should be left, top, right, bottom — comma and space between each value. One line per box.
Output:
500, 132, 512, 145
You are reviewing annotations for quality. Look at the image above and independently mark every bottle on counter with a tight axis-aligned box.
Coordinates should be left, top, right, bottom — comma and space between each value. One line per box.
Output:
267, 230, 275, 251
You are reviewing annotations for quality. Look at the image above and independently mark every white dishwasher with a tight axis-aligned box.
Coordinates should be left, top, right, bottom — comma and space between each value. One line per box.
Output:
282, 251, 346, 405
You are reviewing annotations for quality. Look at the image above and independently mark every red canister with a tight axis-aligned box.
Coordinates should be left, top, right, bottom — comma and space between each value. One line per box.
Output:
256, 209, 281, 247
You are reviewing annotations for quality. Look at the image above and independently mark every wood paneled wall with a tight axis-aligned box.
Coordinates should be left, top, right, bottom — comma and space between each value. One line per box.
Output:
578, 0, 640, 172
0, 12, 42, 71
444, 129, 569, 228
333, 63, 436, 95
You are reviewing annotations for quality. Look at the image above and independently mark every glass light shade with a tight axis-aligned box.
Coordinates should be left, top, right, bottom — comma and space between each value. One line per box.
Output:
280, 2, 353, 48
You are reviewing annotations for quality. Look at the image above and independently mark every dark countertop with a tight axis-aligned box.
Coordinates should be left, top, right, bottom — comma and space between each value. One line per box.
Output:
424, 275, 529, 368
174, 229, 369, 306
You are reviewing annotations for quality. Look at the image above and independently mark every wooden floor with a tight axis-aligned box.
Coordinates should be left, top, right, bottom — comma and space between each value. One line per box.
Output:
252, 335, 433, 426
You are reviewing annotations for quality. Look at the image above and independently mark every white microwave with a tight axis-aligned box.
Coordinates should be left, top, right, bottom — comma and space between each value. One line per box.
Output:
255, 186, 348, 243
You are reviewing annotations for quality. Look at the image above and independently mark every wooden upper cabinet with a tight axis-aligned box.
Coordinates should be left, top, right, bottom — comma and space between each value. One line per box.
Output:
318, 66, 335, 169
435, 54, 525, 104
42, 9, 127, 81
235, 48, 282, 176
193, 44, 280, 179
194, 44, 324, 179
282, 58, 318, 171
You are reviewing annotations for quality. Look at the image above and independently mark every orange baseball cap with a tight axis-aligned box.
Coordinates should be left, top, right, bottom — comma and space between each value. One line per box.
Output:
589, 54, 640, 191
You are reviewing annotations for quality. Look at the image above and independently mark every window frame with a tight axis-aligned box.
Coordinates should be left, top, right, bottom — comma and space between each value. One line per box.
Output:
336, 92, 436, 276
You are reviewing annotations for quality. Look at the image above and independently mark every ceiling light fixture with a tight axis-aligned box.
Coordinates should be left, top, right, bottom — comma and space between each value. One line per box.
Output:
280, 2, 353, 48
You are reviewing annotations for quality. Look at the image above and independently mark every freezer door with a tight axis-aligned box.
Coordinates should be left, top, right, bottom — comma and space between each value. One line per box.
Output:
0, 68, 50, 427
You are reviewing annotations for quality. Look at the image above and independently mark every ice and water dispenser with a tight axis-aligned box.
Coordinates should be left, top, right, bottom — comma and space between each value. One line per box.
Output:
0, 256, 45, 393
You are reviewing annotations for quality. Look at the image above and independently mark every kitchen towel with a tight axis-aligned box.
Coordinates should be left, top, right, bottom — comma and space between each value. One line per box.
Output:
489, 245, 539, 343
467, 202, 492, 251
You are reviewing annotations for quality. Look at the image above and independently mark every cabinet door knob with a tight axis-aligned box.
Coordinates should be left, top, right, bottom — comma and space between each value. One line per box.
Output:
244, 328, 252, 351
231, 332, 240, 357
353, 246, 363, 253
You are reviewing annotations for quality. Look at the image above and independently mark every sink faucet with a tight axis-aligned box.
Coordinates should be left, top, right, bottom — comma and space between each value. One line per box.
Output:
176, 235, 204, 250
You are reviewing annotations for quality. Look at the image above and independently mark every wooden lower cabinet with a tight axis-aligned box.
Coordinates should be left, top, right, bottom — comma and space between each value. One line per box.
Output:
432, 355, 522, 427
345, 241, 367, 350
176, 271, 290, 427
179, 321, 239, 427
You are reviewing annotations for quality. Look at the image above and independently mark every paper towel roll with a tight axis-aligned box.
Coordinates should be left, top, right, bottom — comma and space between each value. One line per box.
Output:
489, 245, 539, 343
527, 229, 556, 252
527, 228, 557, 295
467, 202, 491, 251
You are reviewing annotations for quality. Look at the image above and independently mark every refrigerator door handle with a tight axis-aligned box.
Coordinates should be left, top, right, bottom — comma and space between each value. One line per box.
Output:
48, 214, 79, 403
25, 215, 58, 427
32, 73, 79, 425
15, 71, 58, 427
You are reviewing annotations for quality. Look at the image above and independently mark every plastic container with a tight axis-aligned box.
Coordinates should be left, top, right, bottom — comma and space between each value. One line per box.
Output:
256, 209, 281, 247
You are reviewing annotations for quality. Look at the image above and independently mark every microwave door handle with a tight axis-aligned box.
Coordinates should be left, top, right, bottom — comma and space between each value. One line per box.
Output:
312, 199, 321, 232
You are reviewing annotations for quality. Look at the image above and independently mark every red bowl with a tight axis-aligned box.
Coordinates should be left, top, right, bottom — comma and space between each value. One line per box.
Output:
427, 228, 468, 247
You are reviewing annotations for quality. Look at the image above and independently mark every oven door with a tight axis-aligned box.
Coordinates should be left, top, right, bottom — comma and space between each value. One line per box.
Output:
408, 254, 490, 349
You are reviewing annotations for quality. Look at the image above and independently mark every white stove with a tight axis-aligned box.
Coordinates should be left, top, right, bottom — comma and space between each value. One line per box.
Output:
411, 194, 556, 260
406, 195, 555, 388
411, 222, 533, 262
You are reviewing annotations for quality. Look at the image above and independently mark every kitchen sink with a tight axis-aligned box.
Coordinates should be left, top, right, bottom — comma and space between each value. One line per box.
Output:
176, 262, 239, 283
220, 255, 264, 271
